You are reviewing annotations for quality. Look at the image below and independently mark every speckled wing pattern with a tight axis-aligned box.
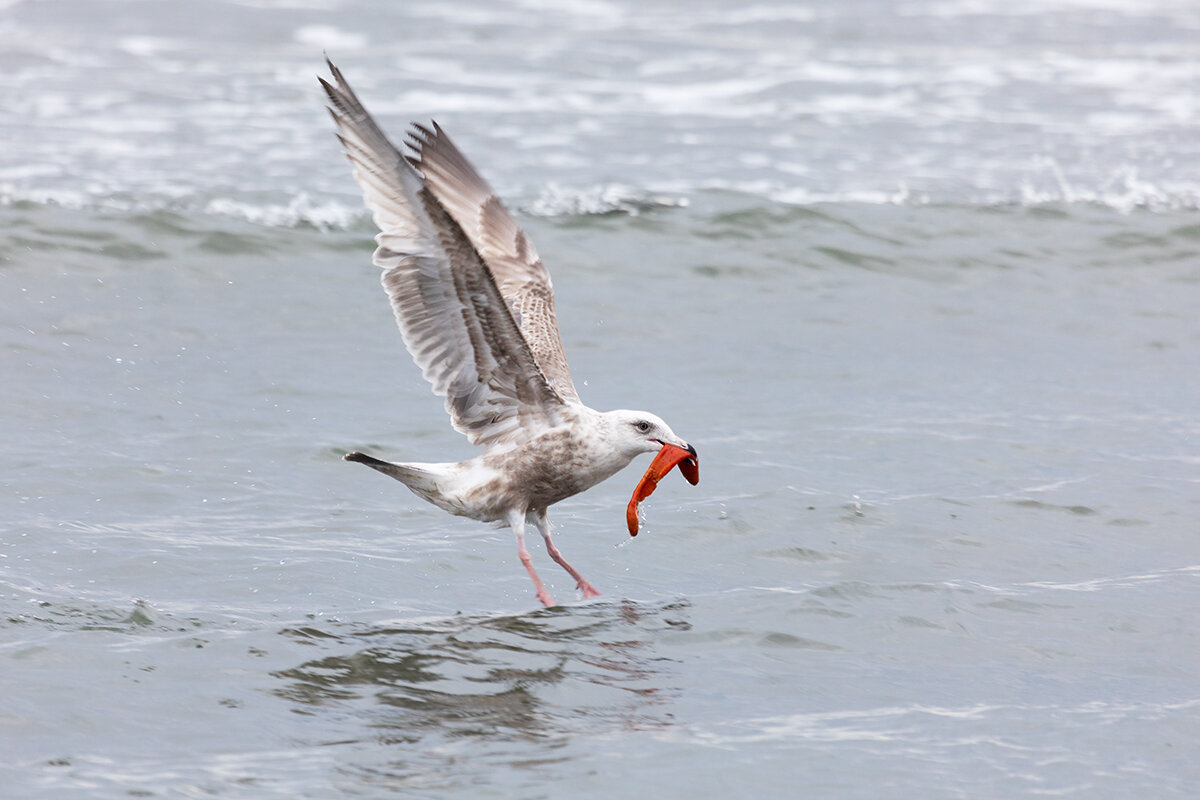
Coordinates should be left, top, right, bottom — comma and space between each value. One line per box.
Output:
320, 60, 566, 448
404, 122, 581, 405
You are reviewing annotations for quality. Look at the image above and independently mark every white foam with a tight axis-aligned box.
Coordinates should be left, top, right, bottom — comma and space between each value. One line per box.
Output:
3, 0, 1200, 219
117, 36, 179, 58
203, 193, 364, 230
293, 25, 368, 50
523, 183, 689, 217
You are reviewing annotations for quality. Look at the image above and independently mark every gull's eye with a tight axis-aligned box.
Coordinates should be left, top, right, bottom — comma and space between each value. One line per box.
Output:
634, 420, 652, 434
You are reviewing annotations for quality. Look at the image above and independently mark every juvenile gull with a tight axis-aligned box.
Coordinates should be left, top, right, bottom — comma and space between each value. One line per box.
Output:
320, 60, 698, 607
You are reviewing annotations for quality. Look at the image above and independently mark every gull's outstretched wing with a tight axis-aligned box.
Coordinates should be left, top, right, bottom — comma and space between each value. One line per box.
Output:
405, 122, 581, 404
320, 60, 567, 448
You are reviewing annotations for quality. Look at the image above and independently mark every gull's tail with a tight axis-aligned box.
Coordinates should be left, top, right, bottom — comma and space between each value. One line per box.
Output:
344, 452, 437, 493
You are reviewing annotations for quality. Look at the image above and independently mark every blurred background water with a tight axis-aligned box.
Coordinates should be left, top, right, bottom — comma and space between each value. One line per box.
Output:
3, 0, 1200, 797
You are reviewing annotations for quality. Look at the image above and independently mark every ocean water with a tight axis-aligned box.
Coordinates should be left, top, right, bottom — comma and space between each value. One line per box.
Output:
3, 0, 1200, 797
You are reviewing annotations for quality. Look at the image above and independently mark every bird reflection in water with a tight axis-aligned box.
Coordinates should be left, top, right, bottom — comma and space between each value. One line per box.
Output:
271, 599, 691, 752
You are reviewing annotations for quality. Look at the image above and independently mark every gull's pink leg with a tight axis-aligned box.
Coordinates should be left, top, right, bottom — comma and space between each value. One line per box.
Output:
510, 510, 555, 607
535, 511, 601, 599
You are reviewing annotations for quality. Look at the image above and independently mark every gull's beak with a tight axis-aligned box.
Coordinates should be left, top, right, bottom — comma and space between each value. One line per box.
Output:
655, 438, 697, 462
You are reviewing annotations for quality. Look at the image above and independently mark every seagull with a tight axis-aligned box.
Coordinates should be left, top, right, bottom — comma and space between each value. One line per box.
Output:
320, 60, 698, 607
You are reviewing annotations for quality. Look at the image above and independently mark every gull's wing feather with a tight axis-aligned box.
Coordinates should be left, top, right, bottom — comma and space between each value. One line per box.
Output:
320, 60, 566, 448
405, 122, 581, 404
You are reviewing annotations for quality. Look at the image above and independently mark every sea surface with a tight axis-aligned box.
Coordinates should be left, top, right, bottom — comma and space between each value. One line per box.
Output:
3, 0, 1200, 797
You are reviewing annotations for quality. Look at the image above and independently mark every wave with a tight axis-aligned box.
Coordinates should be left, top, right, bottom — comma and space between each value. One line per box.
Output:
5, 171, 1198, 234
9, 179, 1200, 232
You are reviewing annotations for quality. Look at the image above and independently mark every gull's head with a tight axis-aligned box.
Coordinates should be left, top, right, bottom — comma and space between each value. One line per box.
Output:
604, 409, 696, 460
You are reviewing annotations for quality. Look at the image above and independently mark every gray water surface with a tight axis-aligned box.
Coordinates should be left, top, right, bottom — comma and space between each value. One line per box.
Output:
5, 198, 1199, 797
